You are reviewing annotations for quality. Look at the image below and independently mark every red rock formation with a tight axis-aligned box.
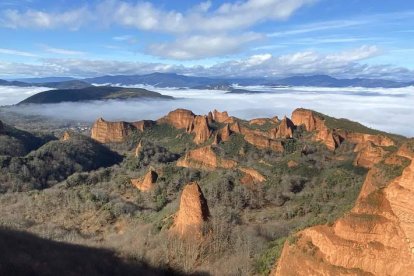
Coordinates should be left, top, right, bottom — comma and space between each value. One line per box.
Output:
213, 109, 234, 123
207, 111, 214, 125
291, 108, 322, 132
159, 109, 195, 131
177, 145, 237, 170
91, 118, 153, 143
275, 116, 295, 139
91, 118, 135, 143
216, 124, 231, 144
291, 108, 395, 150
171, 182, 210, 237
340, 131, 395, 147
134, 140, 143, 157
287, 160, 298, 168
192, 115, 211, 144
273, 142, 414, 275
130, 169, 158, 192
239, 167, 266, 185
131, 120, 155, 131
230, 121, 242, 134
354, 141, 387, 168
243, 132, 284, 152
60, 131, 72, 141
249, 118, 270, 126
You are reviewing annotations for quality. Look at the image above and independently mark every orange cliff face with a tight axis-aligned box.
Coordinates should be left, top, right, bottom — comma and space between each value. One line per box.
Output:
273, 141, 414, 276
159, 109, 195, 131
91, 118, 153, 143
239, 167, 266, 186
192, 115, 212, 144
213, 124, 231, 145
60, 131, 72, 141
159, 109, 212, 144
171, 182, 210, 237
354, 141, 387, 168
177, 145, 237, 170
213, 109, 235, 124
291, 108, 395, 151
131, 169, 158, 192
275, 116, 295, 139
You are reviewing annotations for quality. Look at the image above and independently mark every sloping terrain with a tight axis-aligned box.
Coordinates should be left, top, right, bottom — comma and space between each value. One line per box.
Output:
0, 108, 410, 275
18, 86, 173, 104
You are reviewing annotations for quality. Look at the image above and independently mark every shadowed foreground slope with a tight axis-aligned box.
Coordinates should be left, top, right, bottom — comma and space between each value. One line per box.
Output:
0, 227, 201, 276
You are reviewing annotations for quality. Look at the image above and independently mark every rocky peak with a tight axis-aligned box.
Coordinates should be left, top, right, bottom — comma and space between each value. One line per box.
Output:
134, 140, 143, 157
177, 145, 237, 170
354, 141, 387, 168
273, 143, 414, 275
171, 182, 210, 237
230, 121, 241, 134
239, 167, 266, 186
91, 118, 135, 143
161, 109, 195, 131
192, 115, 211, 144
131, 169, 158, 192
212, 109, 234, 123
207, 111, 214, 125
291, 108, 321, 132
214, 124, 231, 144
275, 116, 295, 139
60, 131, 72, 141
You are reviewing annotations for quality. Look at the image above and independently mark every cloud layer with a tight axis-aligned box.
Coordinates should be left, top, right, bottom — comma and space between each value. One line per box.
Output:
3, 85, 413, 137
0, 0, 315, 59
1, 46, 412, 80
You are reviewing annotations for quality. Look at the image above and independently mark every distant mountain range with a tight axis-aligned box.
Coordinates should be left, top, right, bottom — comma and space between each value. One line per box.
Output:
1, 73, 413, 89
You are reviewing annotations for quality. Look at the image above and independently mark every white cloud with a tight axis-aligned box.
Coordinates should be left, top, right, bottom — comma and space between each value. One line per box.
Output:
0, 46, 412, 80
0, 48, 37, 57
0, 6, 90, 30
148, 33, 263, 60
42, 46, 86, 56
267, 19, 365, 37
0, 86, 50, 105
0, 0, 314, 33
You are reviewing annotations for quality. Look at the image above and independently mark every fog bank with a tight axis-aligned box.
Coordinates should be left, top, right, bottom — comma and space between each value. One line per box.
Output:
1, 85, 413, 137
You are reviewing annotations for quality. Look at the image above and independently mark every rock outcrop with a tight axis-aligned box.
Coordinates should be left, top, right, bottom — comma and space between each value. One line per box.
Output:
243, 131, 284, 152
291, 108, 395, 151
291, 108, 323, 132
134, 141, 143, 157
60, 131, 72, 141
160, 109, 195, 131
275, 116, 295, 139
130, 169, 158, 192
249, 118, 279, 126
171, 182, 210, 237
192, 115, 211, 144
91, 118, 134, 143
273, 142, 414, 275
159, 109, 212, 144
239, 167, 266, 185
214, 124, 231, 144
354, 141, 387, 168
177, 146, 237, 170
213, 109, 234, 124
91, 118, 153, 143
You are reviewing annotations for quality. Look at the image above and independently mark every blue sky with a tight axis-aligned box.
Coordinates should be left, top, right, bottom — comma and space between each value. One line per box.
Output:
0, 0, 413, 79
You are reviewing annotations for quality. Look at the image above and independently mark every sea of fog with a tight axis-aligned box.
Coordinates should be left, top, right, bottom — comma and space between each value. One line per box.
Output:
0, 84, 413, 137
